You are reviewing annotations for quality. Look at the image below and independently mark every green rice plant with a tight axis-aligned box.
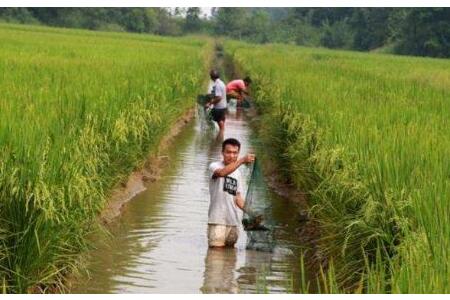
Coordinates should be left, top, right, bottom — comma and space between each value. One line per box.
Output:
225, 40, 450, 293
0, 23, 212, 292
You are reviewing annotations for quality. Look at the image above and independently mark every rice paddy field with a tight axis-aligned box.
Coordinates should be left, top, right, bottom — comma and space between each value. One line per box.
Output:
1, 20, 449, 294
225, 41, 450, 293
0, 23, 211, 293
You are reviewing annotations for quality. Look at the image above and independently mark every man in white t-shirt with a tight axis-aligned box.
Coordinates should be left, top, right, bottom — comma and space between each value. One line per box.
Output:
207, 138, 256, 248
206, 70, 227, 133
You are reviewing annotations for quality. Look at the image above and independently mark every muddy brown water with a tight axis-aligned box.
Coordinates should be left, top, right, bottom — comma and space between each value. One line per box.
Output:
72, 103, 306, 293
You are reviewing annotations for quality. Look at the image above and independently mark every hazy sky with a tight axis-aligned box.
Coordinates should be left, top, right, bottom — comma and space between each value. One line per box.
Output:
201, 7, 212, 18
167, 7, 212, 18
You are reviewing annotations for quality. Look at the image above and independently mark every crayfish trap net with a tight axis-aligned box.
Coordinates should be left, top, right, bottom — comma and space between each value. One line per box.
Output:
242, 160, 275, 252
196, 94, 215, 130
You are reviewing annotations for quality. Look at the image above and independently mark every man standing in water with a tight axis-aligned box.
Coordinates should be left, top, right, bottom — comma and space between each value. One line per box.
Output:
206, 70, 227, 133
208, 138, 255, 248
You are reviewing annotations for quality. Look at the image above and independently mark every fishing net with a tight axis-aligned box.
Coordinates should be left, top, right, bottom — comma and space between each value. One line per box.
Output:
242, 160, 275, 252
226, 97, 252, 110
196, 94, 215, 130
197, 94, 211, 106
241, 98, 252, 108
239, 98, 252, 109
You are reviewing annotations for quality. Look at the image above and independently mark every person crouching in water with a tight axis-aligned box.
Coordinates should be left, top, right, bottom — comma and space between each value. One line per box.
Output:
226, 76, 252, 107
206, 70, 227, 134
207, 138, 255, 248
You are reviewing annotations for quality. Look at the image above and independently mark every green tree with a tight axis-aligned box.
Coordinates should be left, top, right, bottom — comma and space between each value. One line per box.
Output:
350, 9, 371, 50
0, 8, 39, 23
365, 8, 392, 49
143, 8, 160, 34
396, 8, 450, 57
214, 8, 248, 39
184, 7, 201, 33
155, 8, 182, 36
118, 8, 145, 32
245, 10, 271, 43
320, 20, 352, 49
294, 20, 320, 46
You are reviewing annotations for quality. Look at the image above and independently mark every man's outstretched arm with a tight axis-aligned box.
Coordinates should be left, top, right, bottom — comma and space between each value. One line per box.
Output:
212, 154, 255, 179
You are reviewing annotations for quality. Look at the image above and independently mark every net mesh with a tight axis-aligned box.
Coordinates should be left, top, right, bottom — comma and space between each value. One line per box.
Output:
242, 160, 275, 252
196, 94, 215, 130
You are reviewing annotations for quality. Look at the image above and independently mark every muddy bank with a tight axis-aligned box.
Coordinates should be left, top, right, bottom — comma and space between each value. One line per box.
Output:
101, 108, 196, 224
58, 108, 198, 293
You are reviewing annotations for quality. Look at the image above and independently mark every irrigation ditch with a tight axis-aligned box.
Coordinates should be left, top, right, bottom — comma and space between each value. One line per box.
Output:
67, 43, 325, 294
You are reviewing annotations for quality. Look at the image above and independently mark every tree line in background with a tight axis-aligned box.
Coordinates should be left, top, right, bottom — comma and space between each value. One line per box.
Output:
1, 7, 449, 58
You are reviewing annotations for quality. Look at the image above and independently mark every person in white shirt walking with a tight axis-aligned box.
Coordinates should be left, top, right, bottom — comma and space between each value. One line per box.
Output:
207, 138, 255, 248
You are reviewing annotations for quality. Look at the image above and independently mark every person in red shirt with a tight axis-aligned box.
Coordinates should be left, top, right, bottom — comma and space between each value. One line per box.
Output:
226, 76, 252, 106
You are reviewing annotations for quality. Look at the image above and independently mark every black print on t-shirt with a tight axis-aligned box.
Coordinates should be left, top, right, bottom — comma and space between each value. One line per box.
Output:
223, 176, 238, 196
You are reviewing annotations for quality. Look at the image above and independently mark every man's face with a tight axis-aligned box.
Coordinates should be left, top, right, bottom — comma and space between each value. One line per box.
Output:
222, 144, 240, 165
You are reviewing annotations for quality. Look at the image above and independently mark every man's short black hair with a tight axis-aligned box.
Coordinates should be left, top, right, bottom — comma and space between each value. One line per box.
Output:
210, 69, 220, 80
222, 138, 241, 152
243, 76, 252, 84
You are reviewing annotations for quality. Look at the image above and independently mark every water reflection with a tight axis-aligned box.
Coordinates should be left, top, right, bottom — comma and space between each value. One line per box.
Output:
200, 245, 294, 294
200, 248, 239, 293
